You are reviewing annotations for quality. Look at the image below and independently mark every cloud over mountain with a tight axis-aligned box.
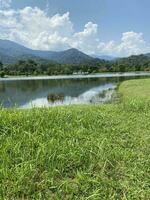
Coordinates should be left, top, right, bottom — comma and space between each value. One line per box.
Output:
0, 6, 149, 56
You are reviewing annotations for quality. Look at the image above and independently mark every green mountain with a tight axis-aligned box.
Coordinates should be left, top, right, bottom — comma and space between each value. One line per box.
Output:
0, 39, 95, 64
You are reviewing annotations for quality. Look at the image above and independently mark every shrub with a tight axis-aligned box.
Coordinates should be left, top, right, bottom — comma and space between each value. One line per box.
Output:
47, 93, 65, 102
0, 71, 5, 78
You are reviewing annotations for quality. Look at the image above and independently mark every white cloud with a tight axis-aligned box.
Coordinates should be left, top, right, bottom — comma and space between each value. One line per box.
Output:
0, 7, 73, 50
116, 32, 147, 56
0, 6, 149, 56
0, 0, 11, 9
97, 32, 149, 57
71, 22, 100, 54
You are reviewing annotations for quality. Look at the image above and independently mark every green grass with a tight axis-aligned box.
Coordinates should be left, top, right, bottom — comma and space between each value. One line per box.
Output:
1, 79, 150, 199
119, 79, 150, 101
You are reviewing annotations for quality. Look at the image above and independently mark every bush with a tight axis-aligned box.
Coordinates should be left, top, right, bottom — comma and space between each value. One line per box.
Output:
0, 71, 5, 78
47, 93, 65, 102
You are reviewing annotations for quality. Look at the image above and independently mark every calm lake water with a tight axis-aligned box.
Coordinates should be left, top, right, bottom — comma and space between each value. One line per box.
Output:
0, 72, 150, 108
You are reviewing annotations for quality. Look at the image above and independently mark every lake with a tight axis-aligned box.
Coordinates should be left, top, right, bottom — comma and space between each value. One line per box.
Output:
0, 72, 150, 108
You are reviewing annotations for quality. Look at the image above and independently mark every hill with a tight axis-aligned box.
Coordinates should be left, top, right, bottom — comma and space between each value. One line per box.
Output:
0, 39, 95, 64
111, 54, 150, 71
91, 54, 116, 61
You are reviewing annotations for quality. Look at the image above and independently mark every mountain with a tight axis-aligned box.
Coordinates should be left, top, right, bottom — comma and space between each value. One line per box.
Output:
51, 48, 93, 64
112, 54, 150, 72
91, 54, 116, 61
0, 39, 95, 64
32, 48, 94, 64
145, 53, 150, 58
0, 39, 51, 64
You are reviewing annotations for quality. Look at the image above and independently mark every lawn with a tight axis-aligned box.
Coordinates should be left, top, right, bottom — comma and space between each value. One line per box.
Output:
1, 79, 150, 199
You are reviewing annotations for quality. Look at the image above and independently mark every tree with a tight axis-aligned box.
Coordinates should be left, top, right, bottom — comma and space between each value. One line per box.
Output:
118, 64, 126, 72
0, 71, 5, 78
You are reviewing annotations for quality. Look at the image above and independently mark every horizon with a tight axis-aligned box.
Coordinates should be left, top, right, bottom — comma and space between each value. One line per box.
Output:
0, 0, 150, 57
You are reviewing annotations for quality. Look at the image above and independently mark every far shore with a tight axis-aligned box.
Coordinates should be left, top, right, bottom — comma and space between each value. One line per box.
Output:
1, 71, 150, 81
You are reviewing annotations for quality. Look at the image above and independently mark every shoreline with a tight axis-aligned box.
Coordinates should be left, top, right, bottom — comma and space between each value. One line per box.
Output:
1, 71, 150, 81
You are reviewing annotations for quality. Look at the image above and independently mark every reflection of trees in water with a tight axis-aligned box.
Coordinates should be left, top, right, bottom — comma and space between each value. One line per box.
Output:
0, 75, 148, 108
0, 77, 133, 93
1, 78, 112, 93
0, 82, 6, 92
0, 77, 137, 94
1, 75, 148, 91
0, 78, 116, 107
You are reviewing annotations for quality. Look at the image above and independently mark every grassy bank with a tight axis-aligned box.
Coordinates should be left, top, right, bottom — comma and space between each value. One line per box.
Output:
1, 79, 150, 199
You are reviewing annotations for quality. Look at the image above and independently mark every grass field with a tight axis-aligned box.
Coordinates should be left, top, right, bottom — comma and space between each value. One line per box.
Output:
1, 79, 150, 199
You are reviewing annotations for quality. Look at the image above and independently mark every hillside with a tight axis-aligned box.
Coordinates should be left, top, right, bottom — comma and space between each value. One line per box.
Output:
1, 39, 150, 73
111, 54, 150, 71
92, 54, 116, 61
0, 39, 95, 64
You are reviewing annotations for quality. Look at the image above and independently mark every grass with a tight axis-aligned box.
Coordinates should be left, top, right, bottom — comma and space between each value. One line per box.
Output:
119, 78, 150, 101
1, 79, 150, 199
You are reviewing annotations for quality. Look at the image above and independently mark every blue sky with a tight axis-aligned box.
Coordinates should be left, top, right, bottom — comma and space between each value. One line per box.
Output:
0, 0, 149, 56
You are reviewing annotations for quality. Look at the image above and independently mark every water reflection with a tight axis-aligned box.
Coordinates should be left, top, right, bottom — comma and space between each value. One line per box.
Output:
22, 83, 116, 108
0, 75, 149, 108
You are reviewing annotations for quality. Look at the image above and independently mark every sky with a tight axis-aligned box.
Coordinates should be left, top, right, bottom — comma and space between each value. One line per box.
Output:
0, 0, 150, 57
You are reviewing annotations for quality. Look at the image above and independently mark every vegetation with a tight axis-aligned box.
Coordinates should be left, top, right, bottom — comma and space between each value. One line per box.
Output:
113, 54, 150, 72
1, 39, 150, 77
1, 79, 150, 199
0, 59, 106, 76
1, 54, 150, 77
119, 78, 150, 101
47, 93, 65, 102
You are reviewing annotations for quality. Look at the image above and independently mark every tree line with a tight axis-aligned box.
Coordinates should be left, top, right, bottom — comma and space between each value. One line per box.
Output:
1, 54, 150, 77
